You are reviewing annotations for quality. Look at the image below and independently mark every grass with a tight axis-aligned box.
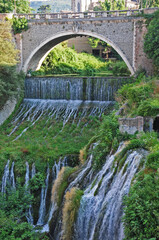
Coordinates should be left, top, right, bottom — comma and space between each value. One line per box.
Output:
0, 109, 102, 181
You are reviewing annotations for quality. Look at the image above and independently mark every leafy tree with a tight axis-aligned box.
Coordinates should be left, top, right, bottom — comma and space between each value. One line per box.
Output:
0, 20, 18, 65
144, 10, 159, 73
93, 0, 125, 11
12, 17, 29, 34
38, 4, 51, 13
141, 0, 159, 8
0, 0, 30, 13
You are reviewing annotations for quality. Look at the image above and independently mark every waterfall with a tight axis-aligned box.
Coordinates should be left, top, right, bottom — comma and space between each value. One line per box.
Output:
25, 77, 129, 101
1, 160, 10, 193
37, 167, 50, 226
73, 146, 147, 240
25, 162, 34, 225
31, 163, 36, 178
10, 162, 16, 189
9, 99, 114, 140
1, 160, 16, 193
41, 157, 68, 233
25, 162, 30, 188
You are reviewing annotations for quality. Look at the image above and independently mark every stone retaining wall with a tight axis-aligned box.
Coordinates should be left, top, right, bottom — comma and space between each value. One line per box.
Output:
0, 99, 17, 126
118, 116, 144, 134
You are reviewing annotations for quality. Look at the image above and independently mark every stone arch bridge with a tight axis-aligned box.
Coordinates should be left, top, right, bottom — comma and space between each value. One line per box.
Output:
14, 8, 157, 75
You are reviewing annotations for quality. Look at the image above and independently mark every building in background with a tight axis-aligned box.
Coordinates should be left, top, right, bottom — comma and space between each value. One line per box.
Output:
71, 0, 105, 12
67, 36, 118, 60
71, 0, 139, 12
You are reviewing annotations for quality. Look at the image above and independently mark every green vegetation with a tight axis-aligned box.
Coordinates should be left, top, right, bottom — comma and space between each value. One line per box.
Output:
0, 0, 30, 13
37, 4, 51, 13
62, 187, 84, 240
0, 65, 24, 109
32, 43, 130, 77
116, 75, 159, 117
93, 0, 125, 11
0, 186, 48, 239
123, 132, 159, 240
12, 17, 28, 34
0, 20, 24, 109
144, 10, 159, 74
90, 114, 125, 169
0, 114, 100, 178
114, 75, 159, 239
0, 21, 18, 65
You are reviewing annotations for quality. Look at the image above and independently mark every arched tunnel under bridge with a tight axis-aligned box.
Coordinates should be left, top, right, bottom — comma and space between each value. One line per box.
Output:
24, 32, 134, 75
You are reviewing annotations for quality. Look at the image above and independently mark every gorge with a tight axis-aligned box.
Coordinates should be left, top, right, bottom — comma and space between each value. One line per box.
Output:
0, 75, 150, 240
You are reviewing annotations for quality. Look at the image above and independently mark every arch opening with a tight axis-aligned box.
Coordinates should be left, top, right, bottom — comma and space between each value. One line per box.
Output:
24, 31, 134, 75
153, 116, 159, 133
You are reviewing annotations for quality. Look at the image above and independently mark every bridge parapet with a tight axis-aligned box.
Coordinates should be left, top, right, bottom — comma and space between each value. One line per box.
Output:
14, 9, 144, 21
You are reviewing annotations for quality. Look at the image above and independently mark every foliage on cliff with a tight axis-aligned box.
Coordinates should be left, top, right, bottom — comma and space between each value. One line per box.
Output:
62, 187, 83, 240
116, 75, 159, 117
123, 132, 159, 240
0, 20, 24, 109
144, 10, 159, 74
112, 74, 159, 239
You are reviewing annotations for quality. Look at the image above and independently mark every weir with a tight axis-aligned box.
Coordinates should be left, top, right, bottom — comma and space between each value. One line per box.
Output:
8, 76, 130, 139
25, 76, 130, 101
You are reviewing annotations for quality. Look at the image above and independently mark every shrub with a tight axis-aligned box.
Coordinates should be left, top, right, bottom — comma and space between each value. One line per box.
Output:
123, 170, 159, 240
137, 99, 159, 116
92, 115, 123, 169
0, 65, 24, 109
111, 61, 130, 76
12, 17, 28, 34
29, 173, 45, 191
37, 43, 111, 76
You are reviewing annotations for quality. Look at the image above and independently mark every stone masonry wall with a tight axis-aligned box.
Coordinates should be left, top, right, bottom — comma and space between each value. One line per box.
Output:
0, 99, 17, 126
134, 20, 154, 74
118, 116, 144, 134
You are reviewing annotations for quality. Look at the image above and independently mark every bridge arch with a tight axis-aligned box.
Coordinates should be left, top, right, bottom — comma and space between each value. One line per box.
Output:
23, 30, 134, 75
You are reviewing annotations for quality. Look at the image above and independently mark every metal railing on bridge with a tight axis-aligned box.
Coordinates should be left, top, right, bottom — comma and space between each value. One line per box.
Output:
14, 9, 144, 20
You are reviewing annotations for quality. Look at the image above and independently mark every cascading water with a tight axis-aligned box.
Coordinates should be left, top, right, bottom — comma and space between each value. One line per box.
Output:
25, 77, 130, 101
25, 162, 34, 225
72, 146, 147, 240
31, 163, 36, 178
1, 160, 16, 193
1, 160, 10, 193
37, 167, 50, 226
41, 157, 68, 233
10, 162, 16, 189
